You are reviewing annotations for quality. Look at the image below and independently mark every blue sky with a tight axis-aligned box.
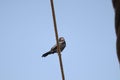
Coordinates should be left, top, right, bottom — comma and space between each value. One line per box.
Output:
0, 0, 120, 80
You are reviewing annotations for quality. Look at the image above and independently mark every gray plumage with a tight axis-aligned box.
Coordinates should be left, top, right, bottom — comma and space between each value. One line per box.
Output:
42, 37, 66, 57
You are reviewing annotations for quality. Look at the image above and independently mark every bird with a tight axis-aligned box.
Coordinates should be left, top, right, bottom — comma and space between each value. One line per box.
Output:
42, 37, 66, 57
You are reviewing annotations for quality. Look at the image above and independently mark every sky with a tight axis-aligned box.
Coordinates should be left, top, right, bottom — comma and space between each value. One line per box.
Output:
0, 0, 120, 80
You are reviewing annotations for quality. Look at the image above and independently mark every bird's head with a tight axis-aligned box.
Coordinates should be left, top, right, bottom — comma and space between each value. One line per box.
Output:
59, 37, 65, 43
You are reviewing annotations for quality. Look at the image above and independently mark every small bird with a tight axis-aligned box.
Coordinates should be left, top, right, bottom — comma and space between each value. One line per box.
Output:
42, 37, 66, 57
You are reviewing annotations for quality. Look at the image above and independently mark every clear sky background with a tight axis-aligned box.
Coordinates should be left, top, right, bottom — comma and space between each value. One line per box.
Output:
0, 0, 120, 80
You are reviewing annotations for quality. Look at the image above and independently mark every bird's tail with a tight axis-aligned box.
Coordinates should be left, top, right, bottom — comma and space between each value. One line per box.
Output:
42, 51, 53, 57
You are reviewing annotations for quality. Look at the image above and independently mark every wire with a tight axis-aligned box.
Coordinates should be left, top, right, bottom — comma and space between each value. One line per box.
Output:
50, 0, 65, 80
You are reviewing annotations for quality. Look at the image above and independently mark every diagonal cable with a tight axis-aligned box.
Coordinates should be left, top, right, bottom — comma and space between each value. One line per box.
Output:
50, 0, 65, 80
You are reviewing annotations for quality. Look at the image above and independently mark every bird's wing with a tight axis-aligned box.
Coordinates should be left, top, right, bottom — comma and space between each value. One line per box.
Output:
51, 44, 57, 52
51, 42, 62, 50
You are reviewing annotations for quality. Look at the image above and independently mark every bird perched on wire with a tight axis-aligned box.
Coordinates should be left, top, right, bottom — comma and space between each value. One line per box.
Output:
42, 37, 66, 57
